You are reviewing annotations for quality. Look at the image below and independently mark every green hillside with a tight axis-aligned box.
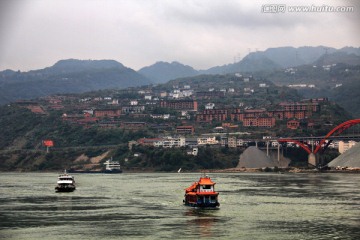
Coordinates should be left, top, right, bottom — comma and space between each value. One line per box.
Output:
0, 72, 354, 171
0, 59, 151, 105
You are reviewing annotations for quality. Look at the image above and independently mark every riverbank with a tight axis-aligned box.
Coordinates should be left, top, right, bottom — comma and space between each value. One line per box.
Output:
1, 167, 360, 174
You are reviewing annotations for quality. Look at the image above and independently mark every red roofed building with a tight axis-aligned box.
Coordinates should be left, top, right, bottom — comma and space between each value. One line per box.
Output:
137, 138, 163, 146
176, 125, 195, 134
94, 109, 121, 118
242, 117, 276, 127
160, 100, 198, 111
287, 120, 300, 129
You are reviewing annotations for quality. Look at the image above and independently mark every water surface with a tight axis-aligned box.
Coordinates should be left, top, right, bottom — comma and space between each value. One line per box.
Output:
0, 172, 359, 239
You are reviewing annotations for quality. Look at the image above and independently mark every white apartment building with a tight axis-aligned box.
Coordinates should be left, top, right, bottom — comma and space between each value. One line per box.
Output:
154, 137, 185, 148
197, 137, 218, 145
338, 141, 357, 154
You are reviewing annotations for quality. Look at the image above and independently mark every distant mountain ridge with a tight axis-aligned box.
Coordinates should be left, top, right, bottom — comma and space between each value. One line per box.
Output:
43, 59, 126, 74
202, 54, 281, 75
259, 46, 360, 67
1, 46, 359, 104
138, 46, 360, 83
0, 59, 151, 105
138, 61, 198, 84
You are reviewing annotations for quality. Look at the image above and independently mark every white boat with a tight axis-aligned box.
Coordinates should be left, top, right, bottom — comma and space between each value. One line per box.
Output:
104, 159, 122, 173
55, 170, 76, 192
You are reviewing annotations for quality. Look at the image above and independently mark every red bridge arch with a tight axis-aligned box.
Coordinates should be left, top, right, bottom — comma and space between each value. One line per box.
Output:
277, 119, 360, 155
277, 139, 312, 154
313, 119, 360, 154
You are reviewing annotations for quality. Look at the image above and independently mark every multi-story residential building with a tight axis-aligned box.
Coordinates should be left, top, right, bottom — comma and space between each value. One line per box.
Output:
176, 125, 195, 134
94, 109, 121, 117
230, 109, 266, 121
279, 102, 319, 112
201, 103, 316, 126
242, 117, 276, 127
220, 136, 249, 147
338, 141, 357, 154
160, 92, 167, 97
197, 137, 218, 145
154, 137, 185, 148
228, 136, 237, 148
150, 114, 170, 119
237, 138, 248, 147
185, 138, 198, 147
121, 105, 145, 114
220, 137, 228, 147
160, 100, 198, 111
144, 95, 152, 100
197, 113, 227, 122
182, 90, 194, 97
196, 109, 228, 122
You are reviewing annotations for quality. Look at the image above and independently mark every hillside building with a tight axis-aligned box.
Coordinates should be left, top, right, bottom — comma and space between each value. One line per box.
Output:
94, 109, 121, 118
160, 100, 198, 111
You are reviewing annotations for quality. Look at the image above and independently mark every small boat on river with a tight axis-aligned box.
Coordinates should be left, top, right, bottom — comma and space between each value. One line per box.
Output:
55, 171, 76, 192
103, 159, 122, 173
68, 158, 122, 174
183, 175, 220, 208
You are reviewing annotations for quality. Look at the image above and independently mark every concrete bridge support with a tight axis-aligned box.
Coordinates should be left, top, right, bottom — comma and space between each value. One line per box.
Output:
308, 153, 317, 167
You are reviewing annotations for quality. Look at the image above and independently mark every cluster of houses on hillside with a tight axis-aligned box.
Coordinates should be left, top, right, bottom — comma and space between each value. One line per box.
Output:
57, 98, 324, 130
133, 135, 358, 155
14, 91, 357, 154
16, 89, 329, 132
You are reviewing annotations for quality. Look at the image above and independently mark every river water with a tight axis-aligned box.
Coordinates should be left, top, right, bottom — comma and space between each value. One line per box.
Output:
0, 172, 359, 239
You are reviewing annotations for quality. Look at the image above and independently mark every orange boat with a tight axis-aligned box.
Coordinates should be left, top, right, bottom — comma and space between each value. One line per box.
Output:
183, 175, 220, 208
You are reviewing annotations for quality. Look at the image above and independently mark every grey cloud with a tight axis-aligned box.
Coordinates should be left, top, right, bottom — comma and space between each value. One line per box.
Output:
162, 1, 316, 30
0, 0, 359, 71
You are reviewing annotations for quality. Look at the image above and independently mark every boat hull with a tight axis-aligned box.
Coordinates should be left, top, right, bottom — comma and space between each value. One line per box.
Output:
67, 169, 122, 174
55, 185, 76, 192
103, 169, 123, 174
184, 201, 220, 208
183, 194, 220, 208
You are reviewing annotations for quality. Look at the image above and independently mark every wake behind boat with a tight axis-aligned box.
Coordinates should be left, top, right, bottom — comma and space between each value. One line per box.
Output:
55, 170, 76, 192
183, 175, 220, 208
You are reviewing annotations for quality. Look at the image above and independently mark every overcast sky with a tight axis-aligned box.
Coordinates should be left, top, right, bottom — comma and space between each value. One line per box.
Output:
0, 0, 359, 71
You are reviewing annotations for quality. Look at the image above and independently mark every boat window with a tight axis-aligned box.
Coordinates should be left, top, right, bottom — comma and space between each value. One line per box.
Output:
202, 185, 211, 189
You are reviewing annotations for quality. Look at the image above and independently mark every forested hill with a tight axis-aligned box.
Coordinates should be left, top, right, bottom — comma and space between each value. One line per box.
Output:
0, 59, 152, 105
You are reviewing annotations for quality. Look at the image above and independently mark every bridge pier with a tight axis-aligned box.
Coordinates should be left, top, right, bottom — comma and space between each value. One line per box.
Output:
308, 153, 317, 167
278, 144, 280, 162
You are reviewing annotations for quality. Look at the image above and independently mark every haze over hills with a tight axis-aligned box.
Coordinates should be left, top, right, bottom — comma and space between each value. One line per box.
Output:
0, 46, 359, 106
202, 54, 281, 75
139, 46, 360, 83
0, 59, 151, 105
138, 61, 198, 84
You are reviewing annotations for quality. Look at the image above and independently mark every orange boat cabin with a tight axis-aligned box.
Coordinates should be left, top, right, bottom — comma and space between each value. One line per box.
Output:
183, 175, 220, 208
